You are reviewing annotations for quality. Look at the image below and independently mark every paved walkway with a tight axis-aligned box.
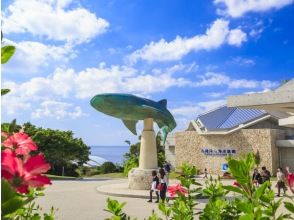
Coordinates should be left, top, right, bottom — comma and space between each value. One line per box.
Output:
37, 179, 164, 219
36, 178, 293, 220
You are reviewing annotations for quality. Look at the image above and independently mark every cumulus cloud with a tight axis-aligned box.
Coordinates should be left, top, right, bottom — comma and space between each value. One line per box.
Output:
194, 72, 278, 89
128, 19, 247, 63
227, 29, 247, 46
2, 40, 76, 74
2, 64, 278, 117
1, 64, 190, 114
2, 0, 109, 44
31, 100, 86, 119
214, 0, 294, 17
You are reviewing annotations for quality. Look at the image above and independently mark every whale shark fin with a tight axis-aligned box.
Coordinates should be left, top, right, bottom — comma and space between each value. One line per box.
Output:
158, 99, 167, 108
122, 120, 137, 135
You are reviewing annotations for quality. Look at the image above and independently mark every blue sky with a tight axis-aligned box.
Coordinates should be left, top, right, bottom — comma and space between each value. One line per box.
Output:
2, 0, 294, 145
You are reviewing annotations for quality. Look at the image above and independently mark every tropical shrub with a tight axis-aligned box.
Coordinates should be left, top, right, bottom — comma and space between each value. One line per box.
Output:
100, 162, 117, 174
104, 153, 294, 219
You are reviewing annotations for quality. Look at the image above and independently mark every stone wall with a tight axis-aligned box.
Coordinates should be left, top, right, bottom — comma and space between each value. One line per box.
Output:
175, 129, 280, 175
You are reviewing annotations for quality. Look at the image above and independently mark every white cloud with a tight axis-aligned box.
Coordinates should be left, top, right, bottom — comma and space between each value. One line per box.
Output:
74, 65, 190, 98
2, 40, 76, 74
2, 64, 191, 114
128, 19, 247, 63
2, 0, 109, 44
194, 72, 278, 89
229, 56, 255, 66
171, 100, 226, 118
31, 100, 86, 119
227, 28, 247, 46
214, 0, 294, 18
171, 99, 226, 130
205, 91, 227, 98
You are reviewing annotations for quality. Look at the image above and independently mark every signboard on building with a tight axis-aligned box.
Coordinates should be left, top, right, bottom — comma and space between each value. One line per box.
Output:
201, 148, 236, 156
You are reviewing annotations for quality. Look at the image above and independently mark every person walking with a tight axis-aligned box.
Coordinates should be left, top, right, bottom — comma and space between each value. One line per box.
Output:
163, 161, 171, 186
285, 166, 294, 194
276, 167, 287, 197
203, 168, 208, 179
147, 170, 159, 203
158, 168, 167, 202
252, 168, 262, 187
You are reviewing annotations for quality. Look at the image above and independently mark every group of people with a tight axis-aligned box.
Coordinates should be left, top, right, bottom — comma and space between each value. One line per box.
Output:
147, 161, 171, 203
252, 166, 294, 197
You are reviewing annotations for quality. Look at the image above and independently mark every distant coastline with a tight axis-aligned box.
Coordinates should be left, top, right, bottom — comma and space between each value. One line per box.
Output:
89, 146, 130, 164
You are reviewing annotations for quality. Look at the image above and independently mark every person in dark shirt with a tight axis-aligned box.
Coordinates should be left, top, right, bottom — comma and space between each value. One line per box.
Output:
252, 168, 262, 187
261, 166, 271, 183
158, 168, 168, 202
147, 170, 159, 203
261, 166, 271, 189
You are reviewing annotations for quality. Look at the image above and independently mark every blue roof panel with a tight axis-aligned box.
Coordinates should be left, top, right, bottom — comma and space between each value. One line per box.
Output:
198, 106, 267, 131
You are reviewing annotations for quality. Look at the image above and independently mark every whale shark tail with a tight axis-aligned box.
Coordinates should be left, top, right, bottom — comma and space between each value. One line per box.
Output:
161, 126, 170, 146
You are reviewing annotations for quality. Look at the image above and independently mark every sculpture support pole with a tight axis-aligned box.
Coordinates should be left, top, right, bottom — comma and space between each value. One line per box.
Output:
128, 118, 158, 189
139, 118, 158, 169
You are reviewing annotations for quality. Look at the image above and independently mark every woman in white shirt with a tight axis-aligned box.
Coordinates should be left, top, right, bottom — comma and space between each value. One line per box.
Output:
276, 167, 287, 197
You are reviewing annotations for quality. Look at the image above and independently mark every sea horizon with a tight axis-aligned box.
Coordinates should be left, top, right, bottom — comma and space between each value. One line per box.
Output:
89, 145, 130, 164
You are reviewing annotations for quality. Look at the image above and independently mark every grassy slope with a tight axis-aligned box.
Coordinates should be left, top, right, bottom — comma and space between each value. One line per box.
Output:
90, 172, 126, 178
46, 174, 77, 180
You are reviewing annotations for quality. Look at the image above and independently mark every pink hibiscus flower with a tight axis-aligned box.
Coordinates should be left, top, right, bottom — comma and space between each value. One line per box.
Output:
1, 132, 8, 138
2, 132, 38, 155
168, 184, 188, 197
1, 150, 51, 193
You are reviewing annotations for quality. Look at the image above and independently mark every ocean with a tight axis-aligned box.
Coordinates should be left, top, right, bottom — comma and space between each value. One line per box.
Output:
90, 146, 130, 165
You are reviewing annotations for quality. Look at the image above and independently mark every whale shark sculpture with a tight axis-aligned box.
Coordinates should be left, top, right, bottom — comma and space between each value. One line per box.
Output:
90, 93, 176, 144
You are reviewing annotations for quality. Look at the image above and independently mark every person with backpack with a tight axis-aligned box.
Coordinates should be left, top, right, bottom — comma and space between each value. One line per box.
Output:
163, 161, 171, 186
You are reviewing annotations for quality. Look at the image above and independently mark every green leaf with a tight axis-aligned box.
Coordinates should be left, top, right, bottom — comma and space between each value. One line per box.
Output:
240, 214, 254, 220
223, 185, 243, 194
284, 201, 294, 213
2, 198, 24, 218
1, 89, 10, 96
1, 179, 16, 203
254, 181, 268, 199
1, 45, 15, 64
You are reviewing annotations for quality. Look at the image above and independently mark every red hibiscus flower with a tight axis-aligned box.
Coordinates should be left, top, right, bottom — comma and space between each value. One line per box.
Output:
233, 181, 240, 187
168, 184, 188, 197
1, 150, 51, 193
2, 133, 37, 155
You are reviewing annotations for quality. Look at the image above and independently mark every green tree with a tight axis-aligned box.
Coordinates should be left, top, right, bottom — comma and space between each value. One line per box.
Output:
22, 122, 90, 176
